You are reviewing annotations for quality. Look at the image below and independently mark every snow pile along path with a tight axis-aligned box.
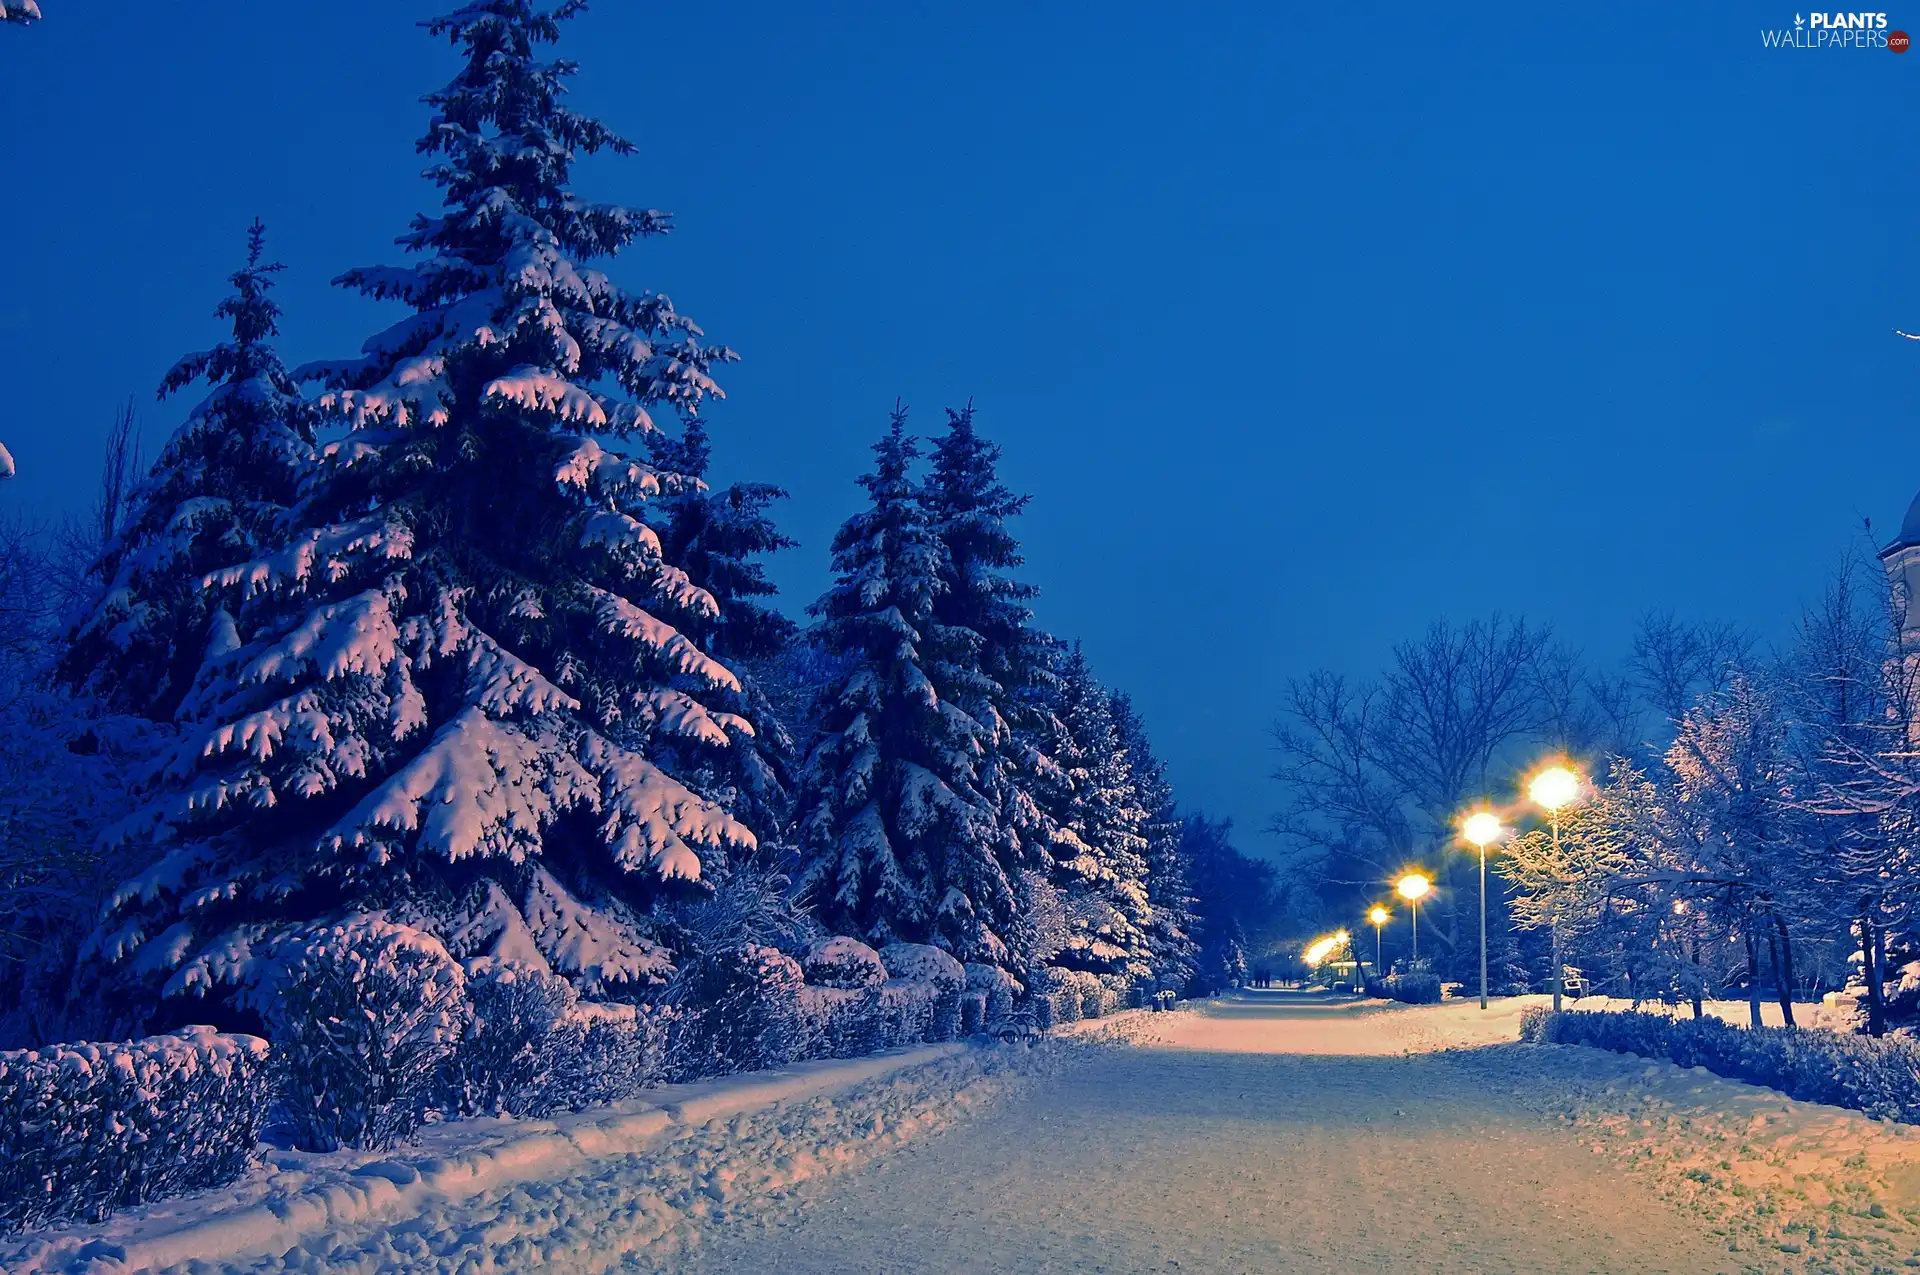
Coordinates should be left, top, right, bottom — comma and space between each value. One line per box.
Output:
1448, 1037, 1920, 1272
2, 1024, 1133, 1275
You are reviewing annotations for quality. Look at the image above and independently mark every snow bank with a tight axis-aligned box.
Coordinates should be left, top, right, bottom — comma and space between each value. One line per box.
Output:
2, 1010, 1167, 1275
1, 1043, 961, 1274
1448, 1035, 1920, 1269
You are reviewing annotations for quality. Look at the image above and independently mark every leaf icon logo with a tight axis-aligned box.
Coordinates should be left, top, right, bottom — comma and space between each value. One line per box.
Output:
1794, 12, 1805, 23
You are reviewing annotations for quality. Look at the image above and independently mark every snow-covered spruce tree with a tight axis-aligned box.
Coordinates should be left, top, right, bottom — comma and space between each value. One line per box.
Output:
796, 406, 1009, 960
920, 403, 1056, 963
644, 417, 798, 850
63, 220, 312, 721
1033, 645, 1155, 980
80, 1, 753, 1032
1110, 690, 1196, 988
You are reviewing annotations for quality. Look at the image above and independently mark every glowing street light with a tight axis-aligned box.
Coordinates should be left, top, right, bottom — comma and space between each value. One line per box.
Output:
1461, 809, 1504, 1011
1528, 763, 1584, 1013
1368, 904, 1390, 982
1528, 765, 1580, 813
1395, 872, 1432, 960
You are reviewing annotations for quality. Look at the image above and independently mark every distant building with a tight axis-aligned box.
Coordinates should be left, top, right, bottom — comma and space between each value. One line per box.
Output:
1881, 493, 1920, 637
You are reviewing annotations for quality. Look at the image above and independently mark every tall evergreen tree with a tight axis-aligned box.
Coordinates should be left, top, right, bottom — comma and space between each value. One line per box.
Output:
921, 403, 1057, 889
796, 407, 1011, 960
650, 418, 796, 664
1111, 690, 1196, 986
81, 1, 754, 1025
64, 220, 312, 720
644, 417, 798, 850
1036, 646, 1155, 978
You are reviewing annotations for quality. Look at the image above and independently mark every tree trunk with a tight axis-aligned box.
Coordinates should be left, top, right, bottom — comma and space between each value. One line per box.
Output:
1744, 928, 1764, 1028
1770, 917, 1796, 1029
1862, 911, 1887, 1037
1688, 930, 1704, 1020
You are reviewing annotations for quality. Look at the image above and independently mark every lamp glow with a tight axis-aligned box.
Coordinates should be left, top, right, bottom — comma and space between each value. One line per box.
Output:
1395, 872, 1431, 901
1368, 905, 1390, 926
1528, 765, 1581, 812
1462, 810, 1503, 848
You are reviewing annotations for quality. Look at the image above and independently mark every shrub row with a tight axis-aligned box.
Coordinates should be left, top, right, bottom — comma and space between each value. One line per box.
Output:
1, 937, 1153, 1236
1369, 971, 1442, 1004
0, 1026, 271, 1233
1520, 1007, 1920, 1124
1026, 968, 1132, 1029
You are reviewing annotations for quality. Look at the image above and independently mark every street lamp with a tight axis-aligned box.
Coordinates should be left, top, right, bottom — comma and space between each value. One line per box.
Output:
1528, 763, 1583, 1014
1395, 872, 1432, 961
1461, 810, 1504, 1011
1368, 905, 1390, 983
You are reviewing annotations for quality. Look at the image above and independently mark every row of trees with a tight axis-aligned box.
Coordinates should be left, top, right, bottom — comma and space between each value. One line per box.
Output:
0, 0, 1280, 1052
1270, 555, 1920, 1033
1502, 554, 1920, 1033
1269, 612, 1746, 979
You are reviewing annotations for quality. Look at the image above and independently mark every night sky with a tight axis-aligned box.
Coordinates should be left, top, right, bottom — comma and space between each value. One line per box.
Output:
2, 3, 1914, 853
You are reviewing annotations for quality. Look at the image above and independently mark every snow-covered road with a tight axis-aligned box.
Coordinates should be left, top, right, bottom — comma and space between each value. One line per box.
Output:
679, 991, 1743, 1275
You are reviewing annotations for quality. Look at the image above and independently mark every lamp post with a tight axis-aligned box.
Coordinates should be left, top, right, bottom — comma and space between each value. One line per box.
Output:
1395, 872, 1432, 961
1527, 764, 1582, 1014
1462, 810, 1504, 1011
1368, 905, 1389, 984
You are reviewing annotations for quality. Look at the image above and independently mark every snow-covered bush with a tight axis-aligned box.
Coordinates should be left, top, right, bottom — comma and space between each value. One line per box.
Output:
873, 980, 945, 1044
439, 960, 575, 1118
959, 992, 989, 1035
804, 936, 887, 989
539, 1001, 678, 1110
442, 962, 680, 1117
796, 985, 877, 1058
1381, 971, 1442, 1004
796, 978, 960, 1055
965, 962, 1020, 1022
878, 941, 965, 991
1524, 1009, 1920, 1124
255, 918, 469, 1152
1036, 967, 1110, 1019
672, 944, 810, 1077
0, 1026, 269, 1233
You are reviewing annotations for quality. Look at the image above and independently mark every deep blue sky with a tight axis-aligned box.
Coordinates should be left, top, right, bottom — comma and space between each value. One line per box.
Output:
2, 4, 1914, 853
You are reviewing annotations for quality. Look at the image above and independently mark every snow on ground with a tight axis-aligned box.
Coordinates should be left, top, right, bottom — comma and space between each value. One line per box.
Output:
15, 993, 1920, 1274
2, 1016, 1152, 1275
682, 991, 1920, 1275
1445, 1023, 1920, 1272
680, 991, 1741, 1274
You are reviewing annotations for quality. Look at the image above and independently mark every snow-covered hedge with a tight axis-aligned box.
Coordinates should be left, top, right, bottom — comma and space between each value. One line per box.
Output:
1521, 1008, 1920, 1124
878, 942, 964, 990
1378, 971, 1442, 1004
440, 962, 677, 1118
0, 1026, 270, 1233
803, 936, 887, 989
1024, 968, 1134, 1030
1029, 968, 1119, 1023
965, 962, 1019, 1022
258, 918, 471, 1152
673, 944, 812, 1078
798, 977, 963, 1057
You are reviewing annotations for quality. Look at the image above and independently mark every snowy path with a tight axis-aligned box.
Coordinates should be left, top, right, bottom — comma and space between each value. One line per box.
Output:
678, 991, 1741, 1275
